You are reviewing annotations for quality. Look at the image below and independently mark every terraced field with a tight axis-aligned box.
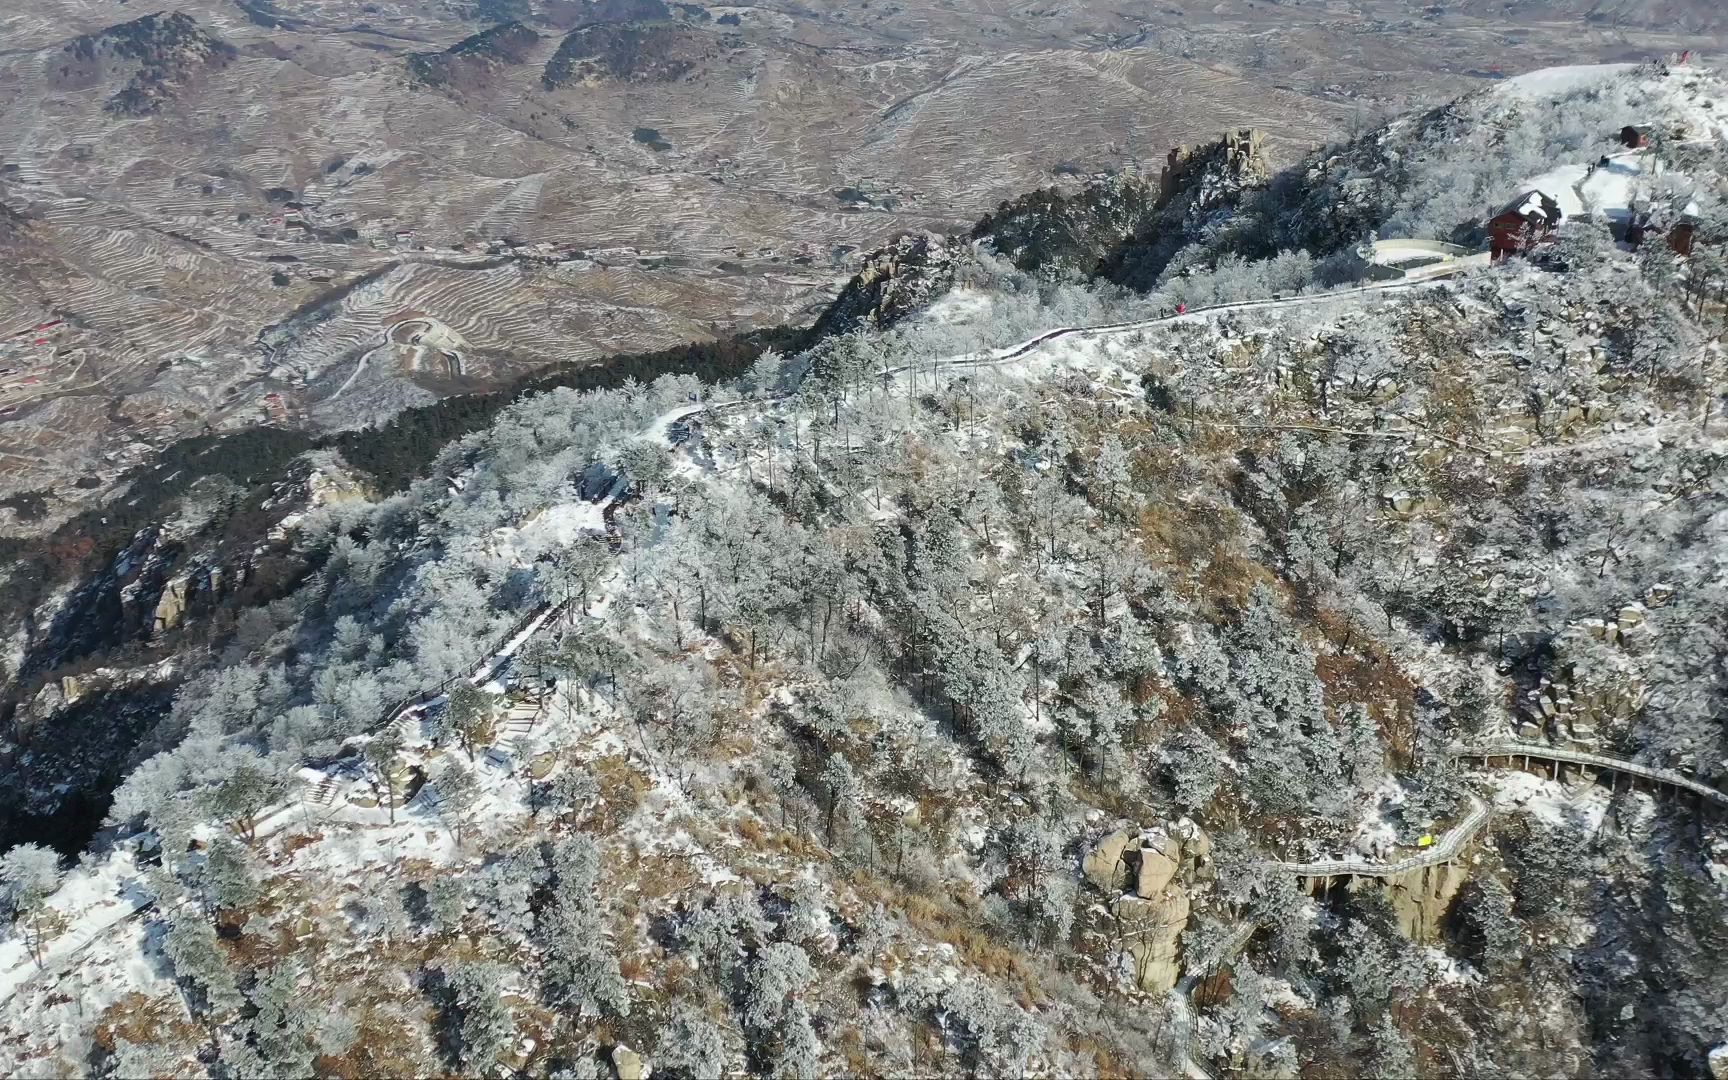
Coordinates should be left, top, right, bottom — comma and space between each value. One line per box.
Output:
2, 0, 1721, 527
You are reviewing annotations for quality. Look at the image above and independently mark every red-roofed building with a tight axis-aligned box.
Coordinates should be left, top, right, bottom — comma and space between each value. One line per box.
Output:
1487, 190, 1564, 260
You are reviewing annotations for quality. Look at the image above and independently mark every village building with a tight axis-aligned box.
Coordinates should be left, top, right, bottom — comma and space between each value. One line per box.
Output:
1486, 190, 1563, 260
1626, 208, 1700, 256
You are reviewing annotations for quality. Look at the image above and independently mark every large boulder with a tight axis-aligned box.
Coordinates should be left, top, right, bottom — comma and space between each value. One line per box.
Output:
1083, 829, 1133, 892
152, 575, 191, 633
612, 1044, 649, 1080
1135, 840, 1179, 899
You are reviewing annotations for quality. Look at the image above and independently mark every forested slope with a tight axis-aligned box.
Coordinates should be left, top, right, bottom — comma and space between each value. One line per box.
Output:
2, 61, 1728, 1080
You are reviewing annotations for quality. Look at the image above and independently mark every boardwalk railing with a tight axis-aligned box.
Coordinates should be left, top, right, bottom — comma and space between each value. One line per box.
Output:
372, 598, 568, 737
1264, 796, 1491, 880
1453, 742, 1728, 808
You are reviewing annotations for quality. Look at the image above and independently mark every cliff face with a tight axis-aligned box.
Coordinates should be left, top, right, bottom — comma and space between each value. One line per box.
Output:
1104, 127, 1274, 289
0, 682, 174, 856
809, 231, 966, 337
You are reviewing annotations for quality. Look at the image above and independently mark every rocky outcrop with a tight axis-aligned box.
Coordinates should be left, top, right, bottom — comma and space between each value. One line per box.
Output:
1106, 129, 1274, 289
1159, 128, 1271, 220
611, 1044, 649, 1080
1136, 835, 1179, 898
1115, 886, 1191, 994
152, 575, 192, 634
408, 21, 541, 88
1089, 824, 1211, 994
814, 128, 1275, 336
1386, 861, 1467, 942
1528, 606, 1656, 745
970, 173, 1163, 278
812, 232, 965, 338
542, 22, 714, 88
62, 12, 237, 116
1172, 817, 1212, 872
307, 462, 370, 507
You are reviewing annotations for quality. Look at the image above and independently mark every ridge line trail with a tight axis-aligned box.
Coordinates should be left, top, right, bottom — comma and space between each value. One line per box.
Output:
643, 274, 1463, 441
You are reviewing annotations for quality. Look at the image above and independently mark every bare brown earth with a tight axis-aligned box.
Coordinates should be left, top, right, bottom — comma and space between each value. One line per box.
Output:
0, 0, 1722, 528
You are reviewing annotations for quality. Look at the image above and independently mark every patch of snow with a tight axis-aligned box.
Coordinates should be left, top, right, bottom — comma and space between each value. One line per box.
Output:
1497, 63, 1637, 102
1521, 151, 1671, 224
515, 499, 607, 550
918, 287, 997, 328
1485, 768, 1617, 833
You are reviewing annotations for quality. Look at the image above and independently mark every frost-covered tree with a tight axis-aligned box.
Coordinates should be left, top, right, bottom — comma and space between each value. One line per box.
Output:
1466, 874, 1524, 976
362, 728, 405, 824
435, 761, 482, 848
984, 818, 1077, 946
448, 962, 514, 1075
743, 942, 815, 1030
536, 762, 599, 820
773, 1006, 823, 1079
678, 891, 770, 982
1165, 727, 1226, 812
820, 753, 861, 846
203, 762, 287, 845
0, 844, 61, 967
242, 962, 318, 1077
539, 836, 630, 1018
1400, 756, 1465, 836
1369, 1013, 1416, 1078
443, 684, 497, 762
656, 1000, 730, 1079
477, 851, 539, 941
203, 836, 261, 914
163, 907, 241, 1017
424, 875, 470, 934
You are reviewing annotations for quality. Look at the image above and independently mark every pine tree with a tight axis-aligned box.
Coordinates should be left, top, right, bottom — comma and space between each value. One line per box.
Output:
436, 760, 482, 848
444, 684, 497, 762
363, 728, 405, 824
656, 1000, 730, 1079
449, 962, 515, 1075
743, 942, 815, 1030
164, 908, 241, 1017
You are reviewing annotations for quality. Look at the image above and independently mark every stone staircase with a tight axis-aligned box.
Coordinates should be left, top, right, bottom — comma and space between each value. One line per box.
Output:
484, 697, 544, 771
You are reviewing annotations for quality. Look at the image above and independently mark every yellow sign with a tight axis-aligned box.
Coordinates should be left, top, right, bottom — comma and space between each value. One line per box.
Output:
1417, 834, 1435, 848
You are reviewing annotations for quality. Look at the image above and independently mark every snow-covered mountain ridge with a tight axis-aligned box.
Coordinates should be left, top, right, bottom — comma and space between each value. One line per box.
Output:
2, 60, 1728, 1080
